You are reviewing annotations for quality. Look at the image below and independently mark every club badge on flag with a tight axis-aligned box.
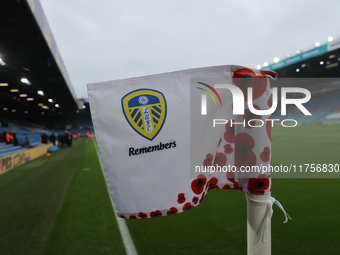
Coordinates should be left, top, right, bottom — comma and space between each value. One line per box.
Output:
121, 89, 167, 141
87, 65, 277, 219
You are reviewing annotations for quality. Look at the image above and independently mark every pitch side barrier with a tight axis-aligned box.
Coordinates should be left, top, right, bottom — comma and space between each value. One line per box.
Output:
0, 143, 53, 176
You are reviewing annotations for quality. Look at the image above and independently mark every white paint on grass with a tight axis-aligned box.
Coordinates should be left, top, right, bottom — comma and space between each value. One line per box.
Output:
92, 138, 138, 255
82, 168, 90, 171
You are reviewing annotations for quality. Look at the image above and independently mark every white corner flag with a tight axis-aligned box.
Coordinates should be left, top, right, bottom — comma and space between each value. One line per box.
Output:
88, 65, 293, 254
87, 65, 283, 219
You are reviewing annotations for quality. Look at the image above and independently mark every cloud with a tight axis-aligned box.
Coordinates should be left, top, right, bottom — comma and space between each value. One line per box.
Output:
39, 0, 340, 97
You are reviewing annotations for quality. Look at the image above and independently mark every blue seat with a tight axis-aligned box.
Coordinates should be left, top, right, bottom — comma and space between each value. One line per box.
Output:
30, 142, 42, 147
0, 145, 22, 154
0, 148, 27, 158
0, 144, 11, 149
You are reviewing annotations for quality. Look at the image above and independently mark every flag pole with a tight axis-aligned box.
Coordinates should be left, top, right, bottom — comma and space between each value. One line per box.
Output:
247, 193, 271, 255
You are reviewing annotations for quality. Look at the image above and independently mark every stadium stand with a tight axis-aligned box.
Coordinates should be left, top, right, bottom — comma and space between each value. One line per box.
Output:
273, 89, 340, 124
263, 37, 340, 125
0, 143, 26, 158
0, 0, 93, 131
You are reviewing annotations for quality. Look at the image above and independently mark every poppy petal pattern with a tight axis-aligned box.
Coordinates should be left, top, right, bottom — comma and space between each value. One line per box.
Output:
114, 66, 274, 219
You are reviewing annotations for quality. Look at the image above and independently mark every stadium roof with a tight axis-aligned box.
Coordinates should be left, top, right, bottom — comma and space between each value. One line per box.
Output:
0, 0, 85, 128
261, 38, 340, 78
1, 0, 339, 128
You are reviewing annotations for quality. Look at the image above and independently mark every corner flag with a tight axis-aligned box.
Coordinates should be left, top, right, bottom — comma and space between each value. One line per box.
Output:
87, 65, 277, 219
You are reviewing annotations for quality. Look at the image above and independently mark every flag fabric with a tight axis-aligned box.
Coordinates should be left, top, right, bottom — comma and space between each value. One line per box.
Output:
87, 65, 277, 219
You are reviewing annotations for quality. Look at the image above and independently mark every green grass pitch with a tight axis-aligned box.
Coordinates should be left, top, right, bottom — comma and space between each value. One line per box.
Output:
0, 124, 339, 255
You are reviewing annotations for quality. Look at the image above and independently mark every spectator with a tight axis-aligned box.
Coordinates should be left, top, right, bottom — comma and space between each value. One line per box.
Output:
12, 133, 19, 146
61, 132, 67, 148
42, 133, 48, 144
1, 132, 5, 143
25, 135, 31, 148
5, 132, 13, 144
66, 131, 72, 147
49, 133, 56, 145
57, 133, 62, 147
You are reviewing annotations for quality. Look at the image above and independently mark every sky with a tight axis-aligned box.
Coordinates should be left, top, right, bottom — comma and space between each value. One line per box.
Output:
39, 0, 340, 99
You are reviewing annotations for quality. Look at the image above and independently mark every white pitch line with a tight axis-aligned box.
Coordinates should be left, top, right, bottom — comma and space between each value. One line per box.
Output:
82, 168, 90, 171
92, 138, 138, 255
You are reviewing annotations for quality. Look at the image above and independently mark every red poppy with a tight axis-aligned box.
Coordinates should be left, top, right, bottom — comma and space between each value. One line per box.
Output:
183, 203, 194, 211
208, 177, 219, 190
129, 215, 137, 219
199, 192, 206, 203
167, 207, 178, 215
223, 184, 232, 190
259, 70, 278, 79
150, 210, 162, 218
247, 174, 270, 195
235, 132, 256, 168
191, 174, 207, 194
214, 152, 227, 168
203, 153, 213, 167
177, 193, 186, 204
267, 96, 271, 107
120, 215, 126, 219
232, 68, 267, 102
192, 197, 199, 204
138, 212, 147, 219
234, 182, 243, 190
270, 185, 272, 193
260, 147, 270, 162
243, 105, 262, 129
224, 121, 235, 143
266, 117, 271, 142
224, 144, 233, 154
226, 171, 234, 183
